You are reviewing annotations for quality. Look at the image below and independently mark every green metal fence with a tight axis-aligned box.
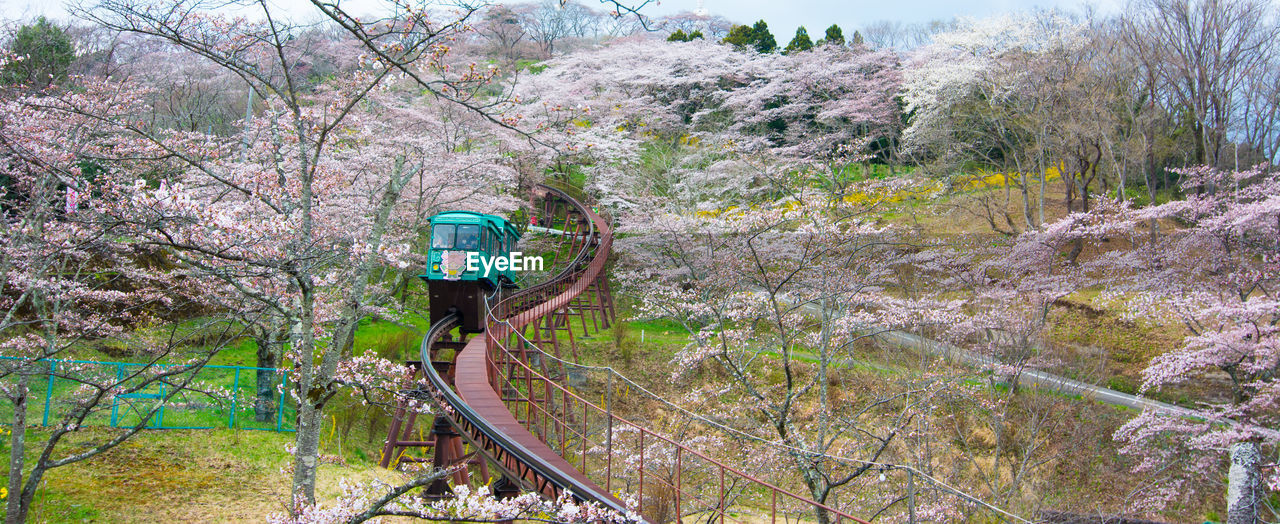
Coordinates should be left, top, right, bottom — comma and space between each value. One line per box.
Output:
0, 357, 296, 432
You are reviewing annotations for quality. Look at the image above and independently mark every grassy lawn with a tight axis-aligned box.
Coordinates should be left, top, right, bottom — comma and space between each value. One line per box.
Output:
5, 427, 398, 523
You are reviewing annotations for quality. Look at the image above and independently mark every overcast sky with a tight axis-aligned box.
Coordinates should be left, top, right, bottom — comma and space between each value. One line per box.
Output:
636, 0, 1123, 36
3, 0, 1125, 37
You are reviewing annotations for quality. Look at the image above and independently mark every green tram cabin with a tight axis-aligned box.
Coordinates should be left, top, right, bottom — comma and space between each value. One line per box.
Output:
423, 211, 522, 332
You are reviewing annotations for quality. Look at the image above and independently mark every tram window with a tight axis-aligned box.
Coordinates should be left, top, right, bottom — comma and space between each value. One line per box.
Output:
456, 225, 480, 250
431, 224, 456, 249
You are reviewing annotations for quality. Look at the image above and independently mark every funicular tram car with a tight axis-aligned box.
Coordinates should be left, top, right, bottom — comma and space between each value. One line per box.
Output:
422, 211, 521, 333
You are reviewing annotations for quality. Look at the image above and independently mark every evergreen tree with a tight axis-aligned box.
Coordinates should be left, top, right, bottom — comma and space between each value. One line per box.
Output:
851, 30, 865, 47
722, 24, 755, 48
751, 20, 777, 53
824, 24, 845, 46
1, 17, 75, 90
723, 21, 776, 53
668, 29, 690, 42
784, 26, 813, 54
688, 30, 704, 40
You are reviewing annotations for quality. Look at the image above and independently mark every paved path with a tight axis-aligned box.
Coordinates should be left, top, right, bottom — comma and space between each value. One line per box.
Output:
776, 293, 1192, 416
777, 294, 1280, 439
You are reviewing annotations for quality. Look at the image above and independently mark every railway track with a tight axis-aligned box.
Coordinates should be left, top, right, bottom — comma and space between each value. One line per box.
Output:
389, 184, 871, 523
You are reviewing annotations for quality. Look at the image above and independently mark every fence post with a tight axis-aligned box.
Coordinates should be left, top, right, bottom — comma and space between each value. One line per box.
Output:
605, 372, 613, 492
156, 382, 165, 429
276, 370, 288, 432
229, 368, 240, 429
109, 363, 124, 427
42, 360, 55, 427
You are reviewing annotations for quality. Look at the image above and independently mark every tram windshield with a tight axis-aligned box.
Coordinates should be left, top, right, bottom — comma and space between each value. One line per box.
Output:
456, 225, 481, 250
431, 224, 456, 249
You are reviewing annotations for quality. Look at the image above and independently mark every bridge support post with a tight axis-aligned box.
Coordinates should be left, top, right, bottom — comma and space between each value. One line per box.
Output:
380, 363, 438, 469
426, 416, 469, 499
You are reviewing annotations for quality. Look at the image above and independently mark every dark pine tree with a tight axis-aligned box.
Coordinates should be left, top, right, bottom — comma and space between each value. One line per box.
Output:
722, 24, 755, 48
785, 26, 814, 54
750, 20, 777, 53
824, 24, 845, 46
1, 16, 75, 90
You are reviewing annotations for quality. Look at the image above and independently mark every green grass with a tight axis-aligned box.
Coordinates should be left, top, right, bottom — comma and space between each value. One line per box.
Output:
5, 428, 293, 522
5, 427, 407, 523
0, 316, 443, 521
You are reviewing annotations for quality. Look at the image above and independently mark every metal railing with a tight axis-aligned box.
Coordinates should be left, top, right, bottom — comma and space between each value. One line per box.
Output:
0, 356, 296, 432
477, 187, 870, 523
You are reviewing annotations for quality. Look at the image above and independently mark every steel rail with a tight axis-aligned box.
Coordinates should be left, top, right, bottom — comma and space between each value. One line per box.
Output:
418, 312, 631, 515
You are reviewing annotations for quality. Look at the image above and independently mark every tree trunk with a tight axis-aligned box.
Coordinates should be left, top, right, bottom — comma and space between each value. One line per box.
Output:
290, 294, 323, 506
292, 396, 323, 505
812, 507, 832, 524
4, 374, 28, 524
289, 156, 410, 507
1226, 440, 1262, 524
1019, 172, 1034, 231
1066, 238, 1085, 266
254, 330, 281, 423
1038, 163, 1046, 226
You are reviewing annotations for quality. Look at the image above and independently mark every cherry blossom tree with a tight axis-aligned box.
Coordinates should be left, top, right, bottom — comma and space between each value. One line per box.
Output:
717, 43, 900, 156
68, 0, 530, 510
907, 219, 1124, 513
655, 11, 734, 39
112, 88, 520, 505
0, 78, 248, 524
1099, 166, 1279, 520
271, 477, 641, 524
517, 38, 902, 212
902, 12, 1093, 234
1016, 165, 1280, 518
614, 183, 956, 523
475, 5, 533, 64
519, 0, 604, 58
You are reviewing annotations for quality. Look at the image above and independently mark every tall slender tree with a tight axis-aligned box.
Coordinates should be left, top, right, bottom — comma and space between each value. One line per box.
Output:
784, 26, 813, 54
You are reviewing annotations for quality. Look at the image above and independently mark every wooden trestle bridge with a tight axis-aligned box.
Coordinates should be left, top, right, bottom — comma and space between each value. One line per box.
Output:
380, 185, 871, 523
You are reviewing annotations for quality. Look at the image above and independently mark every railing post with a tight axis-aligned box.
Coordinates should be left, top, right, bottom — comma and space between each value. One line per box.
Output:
719, 465, 725, 523
605, 372, 613, 493
560, 385, 568, 456
42, 360, 55, 427
109, 363, 124, 427
276, 370, 288, 432
638, 431, 644, 514
580, 400, 588, 472
771, 490, 777, 524
229, 367, 240, 429
156, 381, 166, 429
675, 447, 682, 524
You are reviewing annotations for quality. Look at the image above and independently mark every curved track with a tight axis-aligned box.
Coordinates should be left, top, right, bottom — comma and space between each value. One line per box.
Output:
409, 184, 871, 523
